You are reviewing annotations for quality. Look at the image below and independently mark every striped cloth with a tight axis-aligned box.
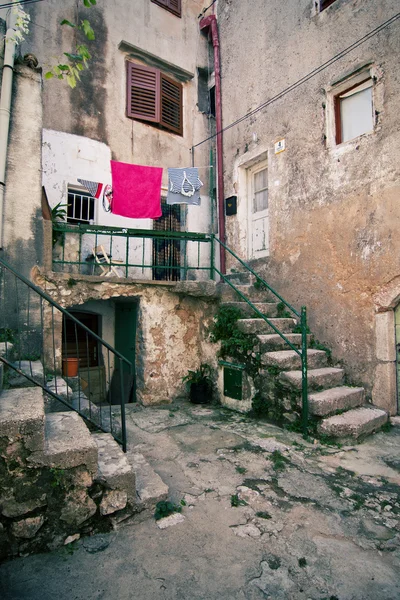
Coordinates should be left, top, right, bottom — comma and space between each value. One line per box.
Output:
167, 168, 202, 205
77, 178, 106, 200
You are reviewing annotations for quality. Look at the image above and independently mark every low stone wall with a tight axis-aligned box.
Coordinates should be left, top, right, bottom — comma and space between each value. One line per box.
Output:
0, 416, 137, 561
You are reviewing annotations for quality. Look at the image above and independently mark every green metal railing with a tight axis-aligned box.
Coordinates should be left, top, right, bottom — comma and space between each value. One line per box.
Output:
52, 222, 213, 280
212, 236, 309, 434
51, 222, 308, 431
0, 257, 132, 451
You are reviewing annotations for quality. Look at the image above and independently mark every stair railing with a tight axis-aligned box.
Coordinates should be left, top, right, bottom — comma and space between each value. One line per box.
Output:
0, 257, 132, 451
211, 236, 308, 433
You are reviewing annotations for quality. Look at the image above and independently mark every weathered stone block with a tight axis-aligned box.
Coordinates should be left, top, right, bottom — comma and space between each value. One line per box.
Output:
372, 362, 397, 415
375, 312, 396, 362
93, 433, 136, 503
1, 494, 47, 518
11, 516, 44, 539
100, 490, 128, 515
0, 388, 45, 453
60, 489, 97, 527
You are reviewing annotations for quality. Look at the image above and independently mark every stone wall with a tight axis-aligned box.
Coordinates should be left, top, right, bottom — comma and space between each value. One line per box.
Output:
32, 267, 220, 406
217, 0, 400, 413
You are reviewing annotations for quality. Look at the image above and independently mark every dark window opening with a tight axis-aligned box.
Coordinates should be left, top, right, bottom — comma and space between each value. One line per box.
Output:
152, 201, 182, 281
209, 85, 216, 118
320, 0, 338, 10
67, 189, 95, 224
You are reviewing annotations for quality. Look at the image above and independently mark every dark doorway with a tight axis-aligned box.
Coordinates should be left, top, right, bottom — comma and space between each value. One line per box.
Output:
63, 311, 100, 367
152, 201, 182, 281
110, 301, 138, 404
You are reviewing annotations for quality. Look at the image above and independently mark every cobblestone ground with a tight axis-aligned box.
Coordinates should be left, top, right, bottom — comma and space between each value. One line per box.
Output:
1, 401, 399, 600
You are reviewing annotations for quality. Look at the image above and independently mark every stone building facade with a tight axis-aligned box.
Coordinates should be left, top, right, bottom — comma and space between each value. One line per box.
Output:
217, 0, 400, 415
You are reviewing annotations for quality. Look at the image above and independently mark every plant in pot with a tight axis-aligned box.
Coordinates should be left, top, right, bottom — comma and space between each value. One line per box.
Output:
182, 363, 213, 404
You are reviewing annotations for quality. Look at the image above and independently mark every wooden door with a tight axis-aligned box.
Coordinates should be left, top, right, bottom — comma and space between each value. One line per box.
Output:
248, 163, 269, 259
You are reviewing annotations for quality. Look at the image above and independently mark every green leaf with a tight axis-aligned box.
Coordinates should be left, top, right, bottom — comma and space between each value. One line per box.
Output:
77, 45, 91, 60
66, 73, 77, 88
64, 52, 84, 61
58, 64, 70, 71
89, 0, 97, 4
83, 0, 91, 6
60, 19, 76, 27
81, 19, 95, 40
45, 71, 54, 79
76, 62, 84, 71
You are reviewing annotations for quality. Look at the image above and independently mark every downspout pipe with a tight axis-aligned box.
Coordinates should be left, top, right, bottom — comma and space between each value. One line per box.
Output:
199, 14, 226, 274
0, 7, 18, 249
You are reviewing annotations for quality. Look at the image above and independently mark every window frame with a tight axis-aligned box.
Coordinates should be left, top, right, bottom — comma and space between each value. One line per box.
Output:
334, 77, 374, 145
151, 0, 182, 18
319, 0, 338, 11
126, 61, 183, 136
67, 187, 96, 225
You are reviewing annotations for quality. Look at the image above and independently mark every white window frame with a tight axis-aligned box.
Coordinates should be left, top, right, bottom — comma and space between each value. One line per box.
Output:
67, 187, 96, 225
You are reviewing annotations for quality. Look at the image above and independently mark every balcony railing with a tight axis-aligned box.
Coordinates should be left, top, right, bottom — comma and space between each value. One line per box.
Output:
52, 222, 213, 281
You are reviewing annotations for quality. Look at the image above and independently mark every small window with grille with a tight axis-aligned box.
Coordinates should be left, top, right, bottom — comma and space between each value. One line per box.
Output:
67, 188, 95, 224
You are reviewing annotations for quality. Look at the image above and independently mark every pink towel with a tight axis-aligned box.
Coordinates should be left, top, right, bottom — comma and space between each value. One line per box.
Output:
111, 160, 163, 219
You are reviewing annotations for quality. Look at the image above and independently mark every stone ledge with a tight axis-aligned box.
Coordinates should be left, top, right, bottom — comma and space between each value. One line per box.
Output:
32, 412, 98, 476
93, 433, 136, 504
0, 388, 45, 452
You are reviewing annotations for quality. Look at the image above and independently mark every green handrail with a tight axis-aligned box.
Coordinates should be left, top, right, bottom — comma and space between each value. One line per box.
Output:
211, 236, 309, 434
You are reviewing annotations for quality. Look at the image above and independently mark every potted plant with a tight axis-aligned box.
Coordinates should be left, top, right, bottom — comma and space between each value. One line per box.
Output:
182, 363, 213, 404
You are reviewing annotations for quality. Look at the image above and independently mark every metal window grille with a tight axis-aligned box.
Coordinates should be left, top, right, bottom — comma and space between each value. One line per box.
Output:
67, 189, 95, 224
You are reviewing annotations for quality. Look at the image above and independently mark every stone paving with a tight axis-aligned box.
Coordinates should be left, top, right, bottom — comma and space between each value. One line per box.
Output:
1, 400, 400, 600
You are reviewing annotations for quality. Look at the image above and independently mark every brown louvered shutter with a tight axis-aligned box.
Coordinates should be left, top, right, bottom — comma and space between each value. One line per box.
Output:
151, 0, 181, 17
167, 0, 181, 17
160, 73, 183, 135
126, 62, 160, 123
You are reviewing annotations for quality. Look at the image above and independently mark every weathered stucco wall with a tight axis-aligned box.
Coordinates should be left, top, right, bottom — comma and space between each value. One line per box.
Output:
33, 269, 219, 406
24, 0, 212, 236
0, 63, 43, 276
218, 0, 400, 412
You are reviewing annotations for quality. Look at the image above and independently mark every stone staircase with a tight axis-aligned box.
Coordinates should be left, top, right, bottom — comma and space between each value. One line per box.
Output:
0, 346, 168, 560
220, 272, 388, 441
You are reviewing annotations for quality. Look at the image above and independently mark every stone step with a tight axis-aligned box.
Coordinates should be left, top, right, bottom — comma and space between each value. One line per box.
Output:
36, 412, 98, 476
261, 349, 328, 370
8, 360, 45, 388
279, 367, 345, 391
318, 406, 388, 440
220, 301, 279, 318
125, 450, 168, 510
0, 387, 45, 453
238, 318, 296, 335
309, 386, 365, 417
258, 333, 311, 351
219, 284, 277, 303
93, 433, 136, 513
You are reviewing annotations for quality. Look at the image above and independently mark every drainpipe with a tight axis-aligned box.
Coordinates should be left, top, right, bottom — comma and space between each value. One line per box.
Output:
199, 14, 226, 274
0, 6, 18, 249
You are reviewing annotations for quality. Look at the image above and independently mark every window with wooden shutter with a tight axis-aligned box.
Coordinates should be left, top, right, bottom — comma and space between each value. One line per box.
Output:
126, 61, 183, 136
160, 73, 182, 135
151, 0, 181, 18
126, 62, 160, 122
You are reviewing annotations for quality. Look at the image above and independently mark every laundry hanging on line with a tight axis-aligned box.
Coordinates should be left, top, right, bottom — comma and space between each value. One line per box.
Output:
167, 168, 203, 205
77, 179, 113, 212
111, 160, 163, 219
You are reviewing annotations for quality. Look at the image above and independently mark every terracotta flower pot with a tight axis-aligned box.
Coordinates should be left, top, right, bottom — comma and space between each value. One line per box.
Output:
62, 357, 79, 377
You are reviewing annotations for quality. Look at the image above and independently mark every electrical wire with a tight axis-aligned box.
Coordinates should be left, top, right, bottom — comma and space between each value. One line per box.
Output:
198, 0, 217, 19
0, 0, 44, 8
192, 11, 400, 149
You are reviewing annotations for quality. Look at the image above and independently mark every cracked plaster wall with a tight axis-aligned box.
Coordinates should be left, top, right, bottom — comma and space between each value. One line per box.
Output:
218, 0, 400, 412
33, 269, 219, 406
